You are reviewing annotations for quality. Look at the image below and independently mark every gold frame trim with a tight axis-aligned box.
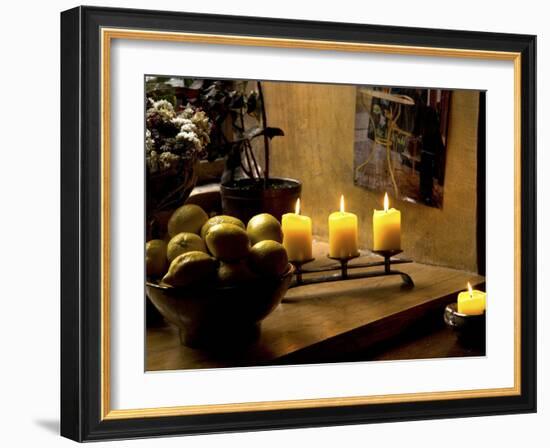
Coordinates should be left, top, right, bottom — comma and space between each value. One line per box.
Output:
100, 28, 522, 421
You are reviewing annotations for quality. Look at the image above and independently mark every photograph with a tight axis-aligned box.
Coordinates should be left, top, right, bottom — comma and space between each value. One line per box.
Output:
144, 76, 487, 371
354, 86, 452, 208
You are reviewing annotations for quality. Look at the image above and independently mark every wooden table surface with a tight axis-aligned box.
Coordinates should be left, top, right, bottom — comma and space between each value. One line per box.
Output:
147, 243, 484, 371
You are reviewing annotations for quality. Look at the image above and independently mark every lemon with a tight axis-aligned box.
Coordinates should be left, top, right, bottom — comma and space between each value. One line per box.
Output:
162, 251, 217, 288
167, 204, 208, 237
200, 215, 245, 239
249, 240, 289, 277
145, 239, 167, 278
205, 223, 250, 262
166, 232, 207, 263
246, 213, 283, 245
217, 261, 258, 286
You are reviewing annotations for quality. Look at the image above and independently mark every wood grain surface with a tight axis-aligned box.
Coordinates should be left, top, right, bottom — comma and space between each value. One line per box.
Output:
147, 242, 484, 371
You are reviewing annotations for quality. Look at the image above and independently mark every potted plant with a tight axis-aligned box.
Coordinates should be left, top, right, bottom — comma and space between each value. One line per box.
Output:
216, 81, 301, 223
147, 77, 302, 224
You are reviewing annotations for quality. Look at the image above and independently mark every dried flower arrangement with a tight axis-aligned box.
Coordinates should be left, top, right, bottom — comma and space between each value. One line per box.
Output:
145, 98, 212, 216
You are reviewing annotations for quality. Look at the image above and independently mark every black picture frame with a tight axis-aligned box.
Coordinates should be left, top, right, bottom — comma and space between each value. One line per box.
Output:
61, 6, 536, 442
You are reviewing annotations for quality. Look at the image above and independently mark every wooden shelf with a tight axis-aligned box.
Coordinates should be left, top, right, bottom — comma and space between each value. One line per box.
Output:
146, 242, 484, 371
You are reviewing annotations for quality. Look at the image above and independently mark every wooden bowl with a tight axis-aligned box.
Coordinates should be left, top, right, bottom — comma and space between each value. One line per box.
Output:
146, 265, 294, 349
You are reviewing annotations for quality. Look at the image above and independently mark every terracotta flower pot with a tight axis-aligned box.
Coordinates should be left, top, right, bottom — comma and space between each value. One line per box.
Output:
220, 177, 302, 224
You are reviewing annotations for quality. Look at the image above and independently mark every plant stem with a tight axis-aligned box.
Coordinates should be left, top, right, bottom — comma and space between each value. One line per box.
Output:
239, 107, 260, 179
257, 81, 270, 188
240, 160, 253, 178
246, 140, 262, 178
242, 143, 254, 178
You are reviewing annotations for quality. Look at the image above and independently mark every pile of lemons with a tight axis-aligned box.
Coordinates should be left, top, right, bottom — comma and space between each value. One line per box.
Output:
146, 204, 289, 288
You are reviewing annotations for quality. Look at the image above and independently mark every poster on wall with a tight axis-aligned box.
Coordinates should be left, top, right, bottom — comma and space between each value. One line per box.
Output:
354, 87, 452, 208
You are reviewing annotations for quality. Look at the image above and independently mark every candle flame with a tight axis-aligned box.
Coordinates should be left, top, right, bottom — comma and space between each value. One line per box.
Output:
467, 282, 473, 298
340, 195, 345, 213
383, 192, 389, 212
295, 198, 301, 215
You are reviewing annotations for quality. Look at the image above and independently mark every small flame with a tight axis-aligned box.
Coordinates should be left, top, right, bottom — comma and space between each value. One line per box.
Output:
340, 195, 345, 213
295, 198, 301, 215
383, 192, 389, 212
467, 282, 473, 297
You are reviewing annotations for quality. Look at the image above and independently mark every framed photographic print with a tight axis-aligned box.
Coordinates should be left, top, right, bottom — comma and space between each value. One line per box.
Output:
60, 6, 536, 441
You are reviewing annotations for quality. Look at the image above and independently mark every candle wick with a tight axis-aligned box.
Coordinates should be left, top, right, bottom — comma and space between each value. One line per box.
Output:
467, 282, 473, 299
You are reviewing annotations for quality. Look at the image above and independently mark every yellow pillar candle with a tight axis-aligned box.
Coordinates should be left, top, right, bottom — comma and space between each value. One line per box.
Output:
282, 199, 313, 262
373, 192, 401, 251
457, 282, 487, 315
328, 195, 359, 258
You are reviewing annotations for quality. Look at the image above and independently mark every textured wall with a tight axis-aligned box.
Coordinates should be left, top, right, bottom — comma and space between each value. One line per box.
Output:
262, 81, 480, 272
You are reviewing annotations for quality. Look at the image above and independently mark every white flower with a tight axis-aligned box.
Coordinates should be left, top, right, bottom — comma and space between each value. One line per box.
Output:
158, 151, 180, 171
152, 99, 174, 111
147, 99, 176, 121
145, 129, 155, 153
182, 104, 195, 117
171, 116, 196, 133
170, 116, 186, 127
176, 128, 202, 150
176, 130, 197, 143
147, 150, 159, 173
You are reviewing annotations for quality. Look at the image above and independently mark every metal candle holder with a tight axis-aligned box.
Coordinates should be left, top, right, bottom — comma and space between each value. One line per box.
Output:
289, 249, 414, 289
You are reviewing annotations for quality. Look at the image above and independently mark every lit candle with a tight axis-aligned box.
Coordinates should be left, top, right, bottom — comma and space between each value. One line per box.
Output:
282, 199, 313, 262
373, 192, 401, 251
328, 195, 359, 258
457, 282, 486, 315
